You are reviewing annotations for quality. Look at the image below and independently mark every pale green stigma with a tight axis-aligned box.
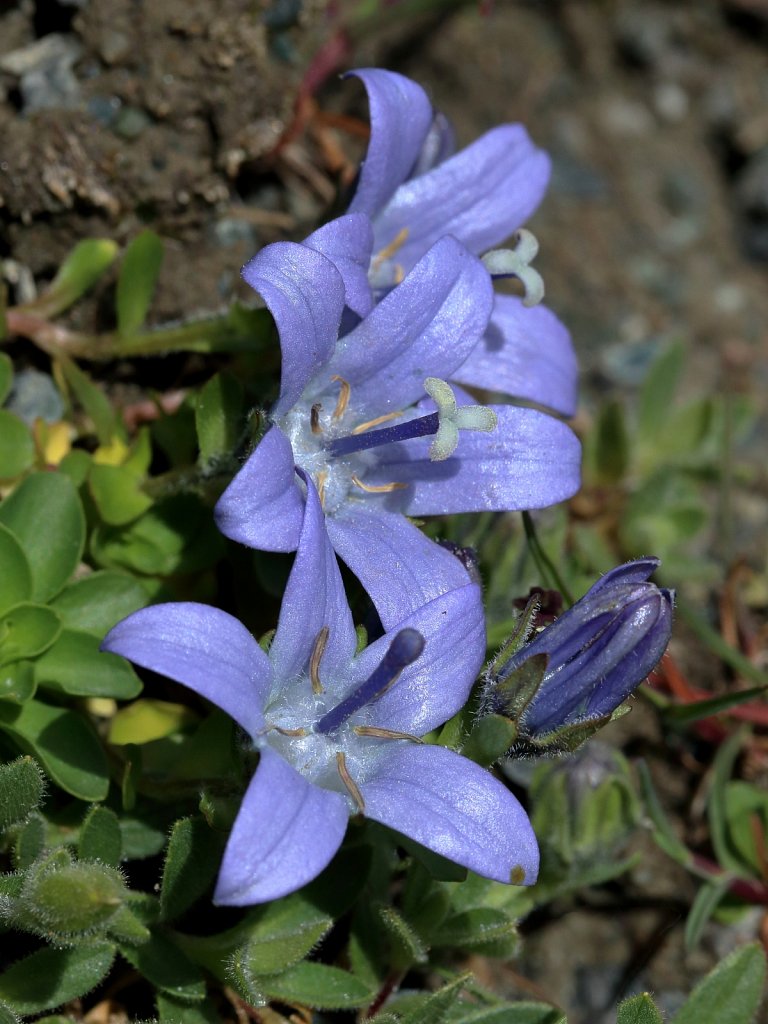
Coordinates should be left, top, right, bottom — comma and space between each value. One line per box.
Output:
482, 228, 545, 307
424, 377, 498, 462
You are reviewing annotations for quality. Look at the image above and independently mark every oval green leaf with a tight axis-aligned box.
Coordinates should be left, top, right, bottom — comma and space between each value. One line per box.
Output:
0, 411, 34, 480
0, 604, 62, 666
89, 462, 153, 526
0, 699, 109, 800
0, 473, 85, 602
117, 230, 163, 336
0, 660, 36, 704
50, 570, 148, 637
0, 942, 114, 1014
0, 524, 33, 615
34, 629, 142, 699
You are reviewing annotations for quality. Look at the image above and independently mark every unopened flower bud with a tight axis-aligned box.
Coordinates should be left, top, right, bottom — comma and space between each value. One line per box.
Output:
482, 558, 673, 753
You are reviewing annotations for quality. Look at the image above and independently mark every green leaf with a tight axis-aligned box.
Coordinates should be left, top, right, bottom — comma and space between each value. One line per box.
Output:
255, 963, 375, 1010
91, 495, 225, 577
462, 714, 518, 766
0, 473, 85, 602
13, 812, 46, 868
377, 904, 428, 968
0, 756, 45, 831
0, 942, 115, 1014
593, 399, 630, 483
0, 603, 61, 666
107, 903, 151, 945
58, 357, 122, 446
34, 629, 142, 699
230, 899, 333, 986
110, 698, 198, 746
89, 462, 153, 526
617, 993, 664, 1024
50, 571, 148, 638
672, 942, 766, 1024
432, 907, 519, 957
156, 993, 220, 1024
722, 780, 768, 878
159, 817, 224, 921
33, 239, 118, 318
117, 230, 164, 336
0, 526, 32, 616
684, 878, 730, 951
0, 699, 109, 800
446, 1002, 565, 1024
120, 931, 206, 1003
0, 1002, 20, 1024
79, 805, 122, 866
0, 412, 34, 480
637, 760, 692, 866
396, 973, 470, 1024
58, 447, 91, 486
0, 661, 36, 704
0, 352, 12, 404
708, 730, 748, 875
638, 340, 685, 441
664, 685, 768, 725
195, 371, 245, 465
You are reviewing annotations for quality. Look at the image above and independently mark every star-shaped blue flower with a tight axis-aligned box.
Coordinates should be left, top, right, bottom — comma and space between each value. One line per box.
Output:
214, 215, 581, 625
103, 476, 539, 905
345, 67, 578, 419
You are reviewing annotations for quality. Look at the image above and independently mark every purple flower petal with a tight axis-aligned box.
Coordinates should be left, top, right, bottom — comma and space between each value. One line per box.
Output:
214, 426, 303, 552
241, 241, 344, 416
349, 583, 485, 735
101, 603, 271, 739
410, 111, 456, 178
452, 294, 578, 417
326, 504, 475, 630
365, 404, 582, 514
373, 124, 550, 271
325, 237, 493, 418
303, 213, 375, 318
214, 746, 349, 905
361, 744, 539, 885
346, 68, 434, 219
588, 557, 661, 595
269, 473, 357, 686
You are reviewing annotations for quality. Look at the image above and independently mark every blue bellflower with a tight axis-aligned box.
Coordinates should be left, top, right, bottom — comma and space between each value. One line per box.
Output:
103, 477, 539, 905
346, 68, 579, 418
483, 558, 674, 741
214, 218, 581, 625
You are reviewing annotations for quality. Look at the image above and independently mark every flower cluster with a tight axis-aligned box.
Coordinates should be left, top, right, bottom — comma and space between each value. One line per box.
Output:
102, 69, 671, 906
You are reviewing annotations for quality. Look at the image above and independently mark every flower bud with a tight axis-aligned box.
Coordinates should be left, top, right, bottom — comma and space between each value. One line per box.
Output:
482, 558, 673, 752
529, 743, 641, 887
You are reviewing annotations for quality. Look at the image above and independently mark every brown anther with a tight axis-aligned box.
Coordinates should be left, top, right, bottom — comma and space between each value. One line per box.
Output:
351, 410, 403, 435
310, 403, 323, 434
353, 726, 423, 743
351, 476, 407, 494
393, 264, 405, 285
269, 725, 308, 737
336, 751, 365, 813
316, 470, 328, 507
371, 226, 409, 271
330, 375, 351, 420
309, 625, 329, 694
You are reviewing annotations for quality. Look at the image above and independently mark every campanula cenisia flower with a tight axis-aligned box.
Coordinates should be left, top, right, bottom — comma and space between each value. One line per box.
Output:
346, 68, 578, 418
103, 476, 539, 905
482, 558, 673, 746
213, 219, 581, 624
